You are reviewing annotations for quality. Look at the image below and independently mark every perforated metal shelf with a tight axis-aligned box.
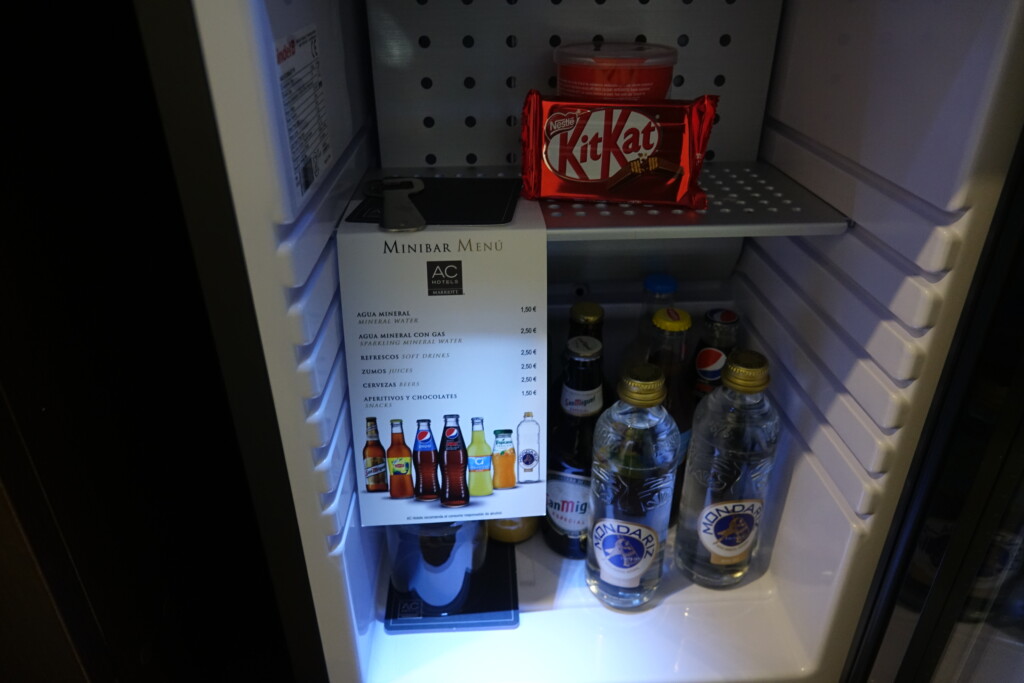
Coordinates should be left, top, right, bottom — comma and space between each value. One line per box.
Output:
369, 161, 850, 242
540, 161, 850, 241
360, 2, 851, 242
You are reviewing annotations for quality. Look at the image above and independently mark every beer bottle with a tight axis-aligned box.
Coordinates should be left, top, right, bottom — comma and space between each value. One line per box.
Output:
544, 336, 604, 558
565, 301, 615, 405
412, 419, 440, 501
550, 301, 606, 431
568, 301, 604, 342
386, 419, 414, 499
439, 414, 470, 507
363, 417, 388, 493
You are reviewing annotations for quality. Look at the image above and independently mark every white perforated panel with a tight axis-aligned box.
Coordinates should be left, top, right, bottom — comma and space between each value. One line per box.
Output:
366, 0, 783, 168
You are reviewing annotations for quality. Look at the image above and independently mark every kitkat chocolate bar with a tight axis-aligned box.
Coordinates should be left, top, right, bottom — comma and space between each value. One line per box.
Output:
520, 90, 718, 209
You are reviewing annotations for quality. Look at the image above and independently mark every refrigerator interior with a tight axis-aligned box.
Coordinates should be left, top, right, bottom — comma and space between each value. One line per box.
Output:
139, 1, 1024, 681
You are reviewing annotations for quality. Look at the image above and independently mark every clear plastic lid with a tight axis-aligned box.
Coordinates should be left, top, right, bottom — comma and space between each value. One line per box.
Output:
554, 42, 678, 68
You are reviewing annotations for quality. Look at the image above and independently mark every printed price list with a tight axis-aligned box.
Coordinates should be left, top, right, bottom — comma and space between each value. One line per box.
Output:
519, 305, 541, 396
337, 219, 548, 526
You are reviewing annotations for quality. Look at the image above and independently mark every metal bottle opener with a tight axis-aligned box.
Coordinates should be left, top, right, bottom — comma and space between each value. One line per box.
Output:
365, 178, 427, 232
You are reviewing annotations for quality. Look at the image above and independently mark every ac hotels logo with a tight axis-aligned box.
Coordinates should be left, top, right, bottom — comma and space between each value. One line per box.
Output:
427, 260, 463, 296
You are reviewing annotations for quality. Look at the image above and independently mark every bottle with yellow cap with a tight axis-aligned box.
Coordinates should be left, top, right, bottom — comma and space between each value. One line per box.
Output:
567, 301, 605, 342
586, 363, 683, 609
674, 349, 780, 588
646, 308, 696, 524
647, 307, 694, 435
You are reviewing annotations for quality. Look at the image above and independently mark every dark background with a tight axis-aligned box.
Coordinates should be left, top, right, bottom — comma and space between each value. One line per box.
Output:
1, 3, 294, 681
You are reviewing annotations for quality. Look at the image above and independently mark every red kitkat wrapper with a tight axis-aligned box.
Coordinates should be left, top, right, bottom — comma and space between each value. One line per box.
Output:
521, 90, 718, 209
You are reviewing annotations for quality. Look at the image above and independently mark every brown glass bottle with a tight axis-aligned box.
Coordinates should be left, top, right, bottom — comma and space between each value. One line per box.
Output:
412, 419, 440, 501
568, 301, 604, 342
544, 336, 605, 558
387, 419, 414, 499
364, 418, 388, 492
439, 414, 470, 507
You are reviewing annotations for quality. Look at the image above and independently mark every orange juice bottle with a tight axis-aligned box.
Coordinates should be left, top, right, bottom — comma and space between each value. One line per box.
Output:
491, 429, 517, 489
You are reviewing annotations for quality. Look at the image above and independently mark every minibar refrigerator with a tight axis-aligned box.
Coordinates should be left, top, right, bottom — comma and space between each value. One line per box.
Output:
5, 1, 1021, 682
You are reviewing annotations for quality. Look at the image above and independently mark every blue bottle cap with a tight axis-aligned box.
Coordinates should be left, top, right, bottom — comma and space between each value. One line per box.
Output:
643, 273, 678, 294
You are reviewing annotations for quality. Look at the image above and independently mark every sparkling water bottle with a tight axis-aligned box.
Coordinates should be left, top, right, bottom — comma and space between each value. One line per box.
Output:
675, 349, 780, 588
586, 364, 683, 609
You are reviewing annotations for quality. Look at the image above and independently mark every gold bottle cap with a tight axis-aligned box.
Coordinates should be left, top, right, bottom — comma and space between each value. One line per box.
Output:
722, 349, 771, 393
617, 363, 667, 407
570, 301, 604, 324
652, 307, 692, 332
566, 335, 602, 359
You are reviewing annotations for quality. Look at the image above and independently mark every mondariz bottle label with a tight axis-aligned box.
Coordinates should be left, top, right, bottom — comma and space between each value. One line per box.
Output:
698, 499, 763, 565
592, 518, 659, 587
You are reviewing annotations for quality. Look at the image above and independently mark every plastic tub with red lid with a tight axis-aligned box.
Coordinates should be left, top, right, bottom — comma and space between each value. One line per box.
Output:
554, 42, 678, 102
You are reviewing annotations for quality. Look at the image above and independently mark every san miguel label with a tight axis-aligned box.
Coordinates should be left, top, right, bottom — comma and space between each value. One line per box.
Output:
546, 472, 589, 534
560, 385, 602, 417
